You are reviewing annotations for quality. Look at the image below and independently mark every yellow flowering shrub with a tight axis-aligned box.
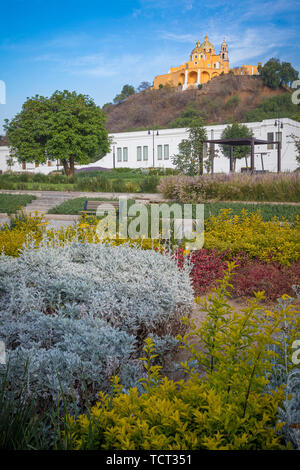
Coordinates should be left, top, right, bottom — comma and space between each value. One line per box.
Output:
63, 271, 299, 450
1, 210, 299, 264
0, 212, 164, 255
204, 209, 300, 265
0, 211, 47, 256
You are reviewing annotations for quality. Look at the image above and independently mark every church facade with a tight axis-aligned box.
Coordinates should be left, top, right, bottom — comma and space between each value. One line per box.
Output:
153, 35, 259, 90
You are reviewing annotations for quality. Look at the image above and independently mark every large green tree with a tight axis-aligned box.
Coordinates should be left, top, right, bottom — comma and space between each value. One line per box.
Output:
259, 58, 299, 89
4, 90, 111, 177
172, 117, 207, 175
221, 122, 254, 172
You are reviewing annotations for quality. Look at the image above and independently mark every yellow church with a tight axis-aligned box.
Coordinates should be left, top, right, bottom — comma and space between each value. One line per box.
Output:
153, 35, 259, 90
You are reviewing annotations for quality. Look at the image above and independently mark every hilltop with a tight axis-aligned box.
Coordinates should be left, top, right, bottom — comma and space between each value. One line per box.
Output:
104, 74, 290, 133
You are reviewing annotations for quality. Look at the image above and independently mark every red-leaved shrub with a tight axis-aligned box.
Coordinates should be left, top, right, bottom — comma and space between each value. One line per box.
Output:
174, 248, 300, 301
175, 248, 229, 296
230, 260, 300, 301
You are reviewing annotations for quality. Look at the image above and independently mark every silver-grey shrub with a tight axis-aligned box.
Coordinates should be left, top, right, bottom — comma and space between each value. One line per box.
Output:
0, 241, 193, 337
0, 240, 193, 402
1, 311, 138, 402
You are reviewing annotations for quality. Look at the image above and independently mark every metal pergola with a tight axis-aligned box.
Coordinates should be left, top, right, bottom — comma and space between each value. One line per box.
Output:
204, 137, 281, 173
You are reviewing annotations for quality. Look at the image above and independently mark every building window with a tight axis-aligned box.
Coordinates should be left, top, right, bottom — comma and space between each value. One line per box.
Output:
137, 146, 142, 161
164, 144, 169, 160
143, 146, 148, 161
117, 147, 122, 162
123, 147, 128, 162
48, 161, 52, 167
195, 62, 198, 65
22, 162, 26, 170
157, 145, 162, 160
267, 132, 274, 150
194, 55, 197, 59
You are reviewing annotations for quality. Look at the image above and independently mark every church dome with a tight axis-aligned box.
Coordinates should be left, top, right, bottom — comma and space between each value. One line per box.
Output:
190, 40, 202, 56
200, 35, 215, 54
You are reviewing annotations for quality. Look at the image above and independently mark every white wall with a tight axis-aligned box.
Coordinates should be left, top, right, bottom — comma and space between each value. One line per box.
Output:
0, 146, 9, 172
98, 118, 300, 173
0, 118, 299, 174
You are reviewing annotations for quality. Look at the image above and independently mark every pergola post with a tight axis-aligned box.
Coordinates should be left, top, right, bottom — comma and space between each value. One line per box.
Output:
277, 142, 281, 173
229, 146, 233, 172
204, 137, 275, 175
210, 129, 214, 174
250, 138, 255, 173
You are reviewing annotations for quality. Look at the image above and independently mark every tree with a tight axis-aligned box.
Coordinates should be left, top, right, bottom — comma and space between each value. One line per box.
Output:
169, 104, 207, 129
280, 61, 299, 87
260, 58, 299, 89
290, 134, 300, 166
172, 118, 207, 175
113, 84, 135, 104
4, 90, 111, 177
221, 122, 254, 172
137, 81, 151, 92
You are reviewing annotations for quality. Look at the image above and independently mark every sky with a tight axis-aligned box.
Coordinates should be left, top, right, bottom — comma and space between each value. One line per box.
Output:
0, 0, 300, 133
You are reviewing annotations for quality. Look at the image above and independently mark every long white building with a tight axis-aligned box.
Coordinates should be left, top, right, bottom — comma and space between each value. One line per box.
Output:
0, 118, 299, 174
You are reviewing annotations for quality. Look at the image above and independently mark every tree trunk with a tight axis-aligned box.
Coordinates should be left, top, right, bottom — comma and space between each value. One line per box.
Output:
62, 157, 75, 178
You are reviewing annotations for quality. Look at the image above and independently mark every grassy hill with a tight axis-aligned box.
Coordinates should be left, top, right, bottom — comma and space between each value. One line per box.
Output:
104, 74, 295, 133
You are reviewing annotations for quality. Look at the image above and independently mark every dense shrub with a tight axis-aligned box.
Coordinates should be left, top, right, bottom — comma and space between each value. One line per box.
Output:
0, 211, 46, 256
0, 241, 193, 338
63, 271, 299, 450
1, 312, 138, 403
204, 210, 300, 265
230, 260, 300, 300
158, 172, 300, 202
0, 240, 193, 403
175, 248, 229, 296
139, 175, 160, 193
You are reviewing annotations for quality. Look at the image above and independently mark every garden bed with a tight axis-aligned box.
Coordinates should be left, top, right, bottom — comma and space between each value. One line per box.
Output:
0, 194, 36, 214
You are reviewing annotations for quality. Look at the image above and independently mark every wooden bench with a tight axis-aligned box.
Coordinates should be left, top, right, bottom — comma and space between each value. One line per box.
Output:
82, 200, 120, 215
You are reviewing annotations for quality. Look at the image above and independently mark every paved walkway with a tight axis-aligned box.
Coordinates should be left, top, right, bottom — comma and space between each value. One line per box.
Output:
1, 189, 299, 230
0, 189, 167, 230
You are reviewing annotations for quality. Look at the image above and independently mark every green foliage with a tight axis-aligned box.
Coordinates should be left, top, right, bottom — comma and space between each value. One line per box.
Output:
0, 194, 36, 214
245, 93, 300, 123
4, 90, 111, 177
259, 58, 299, 89
0, 169, 162, 193
168, 104, 206, 128
225, 94, 240, 110
158, 172, 300, 203
290, 134, 300, 166
221, 122, 254, 171
0, 365, 41, 450
172, 117, 207, 175
136, 82, 151, 93
63, 268, 299, 450
113, 85, 135, 104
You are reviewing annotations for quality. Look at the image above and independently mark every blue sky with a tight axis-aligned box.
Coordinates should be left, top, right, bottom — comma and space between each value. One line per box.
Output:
0, 0, 299, 133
